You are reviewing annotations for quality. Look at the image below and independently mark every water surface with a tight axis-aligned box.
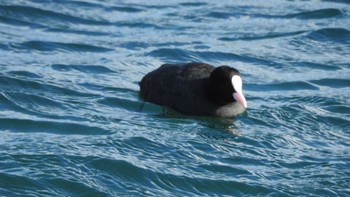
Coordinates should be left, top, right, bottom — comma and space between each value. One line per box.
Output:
0, 0, 350, 196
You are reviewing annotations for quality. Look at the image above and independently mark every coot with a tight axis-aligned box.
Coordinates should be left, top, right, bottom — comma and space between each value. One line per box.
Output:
140, 62, 247, 117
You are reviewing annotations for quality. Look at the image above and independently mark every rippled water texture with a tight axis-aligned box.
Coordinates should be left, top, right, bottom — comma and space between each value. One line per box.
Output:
0, 0, 350, 196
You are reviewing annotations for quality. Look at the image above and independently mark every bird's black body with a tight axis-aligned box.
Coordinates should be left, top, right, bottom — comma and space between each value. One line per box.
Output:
140, 62, 246, 117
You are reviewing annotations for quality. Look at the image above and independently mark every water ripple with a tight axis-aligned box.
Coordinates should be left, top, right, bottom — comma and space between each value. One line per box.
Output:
291, 61, 342, 71
219, 30, 307, 41
307, 28, 350, 43
51, 64, 116, 74
207, 8, 344, 20
284, 8, 344, 19
247, 81, 319, 92
89, 157, 276, 196
310, 78, 350, 88
0, 118, 109, 135
0, 4, 110, 26
147, 48, 279, 66
0, 74, 98, 98
10, 41, 113, 53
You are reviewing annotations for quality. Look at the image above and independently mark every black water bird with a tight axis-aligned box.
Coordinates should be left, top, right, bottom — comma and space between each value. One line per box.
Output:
140, 62, 247, 117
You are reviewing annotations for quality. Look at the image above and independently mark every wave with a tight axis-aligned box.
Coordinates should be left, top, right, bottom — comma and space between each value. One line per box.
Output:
45, 177, 107, 196
306, 28, 350, 43
54, 0, 145, 13
310, 78, 350, 88
88, 156, 277, 196
206, 11, 236, 19
283, 8, 344, 19
0, 173, 45, 196
2, 92, 67, 112
0, 14, 109, 37
0, 4, 163, 31
0, 14, 45, 28
115, 21, 163, 29
180, 2, 208, 7
219, 31, 307, 41
107, 5, 144, 13
7, 70, 42, 78
98, 96, 142, 112
0, 4, 111, 26
207, 8, 343, 20
291, 61, 342, 71
147, 48, 279, 67
45, 28, 111, 36
320, 0, 350, 4
0, 154, 107, 196
0, 118, 109, 135
246, 81, 319, 92
9, 41, 113, 53
51, 64, 116, 74
0, 91, 106, 133
0, 74, 97, 98
285, 95, 342, 106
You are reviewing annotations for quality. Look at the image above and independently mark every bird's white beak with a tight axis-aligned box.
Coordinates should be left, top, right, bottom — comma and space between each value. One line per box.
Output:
233, 92, 247, 108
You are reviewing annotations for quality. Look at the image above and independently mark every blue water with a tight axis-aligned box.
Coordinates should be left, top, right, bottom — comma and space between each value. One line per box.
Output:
0, 0, 350, 196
